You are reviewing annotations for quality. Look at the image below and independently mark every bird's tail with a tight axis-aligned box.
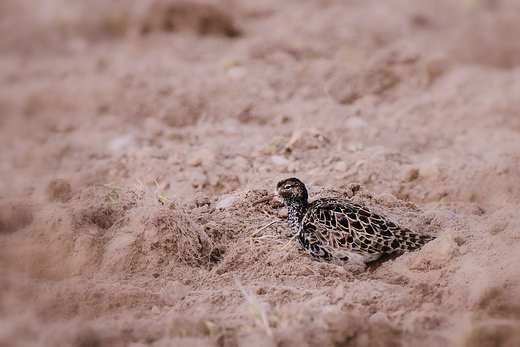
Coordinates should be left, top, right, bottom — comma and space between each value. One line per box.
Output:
401, 229, 436, 251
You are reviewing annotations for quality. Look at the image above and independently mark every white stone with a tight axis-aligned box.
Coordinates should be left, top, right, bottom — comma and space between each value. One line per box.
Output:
216, 196, 238, 209
271, 155, 290, 166
334, 161, 348, 172
108, 134, 135, 153
345, 116, 368, 130
234, 156, 249, 168
369, 312, 391, 326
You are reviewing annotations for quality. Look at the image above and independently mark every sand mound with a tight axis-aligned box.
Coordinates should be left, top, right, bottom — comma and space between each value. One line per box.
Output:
1, 182, 219, 281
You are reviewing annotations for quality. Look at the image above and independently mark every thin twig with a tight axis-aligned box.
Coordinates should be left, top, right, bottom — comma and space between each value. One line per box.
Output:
279, 233, 298, 251
255, 235, 278, 242
250, 219, 280, 245
261, 208, 271, 217
153, 179, 160, 194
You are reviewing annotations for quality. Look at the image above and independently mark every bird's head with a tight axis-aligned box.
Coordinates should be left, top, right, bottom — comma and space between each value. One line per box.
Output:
253, 177, 308, 207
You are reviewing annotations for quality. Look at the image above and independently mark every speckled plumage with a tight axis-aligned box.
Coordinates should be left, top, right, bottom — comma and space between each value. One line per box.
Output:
255, 178, 435, 265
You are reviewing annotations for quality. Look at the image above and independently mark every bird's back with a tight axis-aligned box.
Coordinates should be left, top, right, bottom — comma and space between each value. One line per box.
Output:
298, 197, 435, 264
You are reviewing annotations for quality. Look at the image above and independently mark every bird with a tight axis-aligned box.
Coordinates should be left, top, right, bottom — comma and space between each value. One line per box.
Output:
254, 177, 435, 265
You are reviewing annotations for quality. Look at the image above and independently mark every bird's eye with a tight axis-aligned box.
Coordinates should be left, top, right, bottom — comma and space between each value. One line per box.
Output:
284, 184, 292, 189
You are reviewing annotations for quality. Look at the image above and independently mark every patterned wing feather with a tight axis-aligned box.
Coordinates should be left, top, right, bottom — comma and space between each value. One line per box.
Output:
302, 198, 434, 262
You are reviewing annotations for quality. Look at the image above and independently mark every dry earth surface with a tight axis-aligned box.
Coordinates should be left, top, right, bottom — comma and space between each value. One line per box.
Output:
1, 0, 520, 346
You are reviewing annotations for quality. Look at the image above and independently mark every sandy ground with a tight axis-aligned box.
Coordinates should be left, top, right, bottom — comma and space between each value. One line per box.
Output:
1, 0, 520, 346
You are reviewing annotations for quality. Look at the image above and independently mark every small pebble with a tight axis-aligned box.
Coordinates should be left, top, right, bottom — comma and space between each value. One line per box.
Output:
188, 149, 216, 167
234, 156, 249, 168
334, 161, 348, 172
188, 171, 207, 188
216, 196, 238, 209
271, 155, 290, 166
108, 134, 135, 153
369, 312, 391, 326
278, 208, 288, 218
334, 266, 347, 275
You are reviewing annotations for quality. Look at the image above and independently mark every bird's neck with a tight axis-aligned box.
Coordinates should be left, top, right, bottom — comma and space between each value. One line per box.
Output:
286, 200, 307, 235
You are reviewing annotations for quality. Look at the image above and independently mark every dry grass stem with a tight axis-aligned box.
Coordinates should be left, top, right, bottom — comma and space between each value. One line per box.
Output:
250, 219, 280, 245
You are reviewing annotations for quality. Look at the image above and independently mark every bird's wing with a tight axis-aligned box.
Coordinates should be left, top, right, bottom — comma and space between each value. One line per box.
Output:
302, 198, 433, 257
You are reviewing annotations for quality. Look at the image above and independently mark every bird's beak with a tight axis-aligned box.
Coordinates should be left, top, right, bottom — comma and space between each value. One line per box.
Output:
253, 191, 277, 205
